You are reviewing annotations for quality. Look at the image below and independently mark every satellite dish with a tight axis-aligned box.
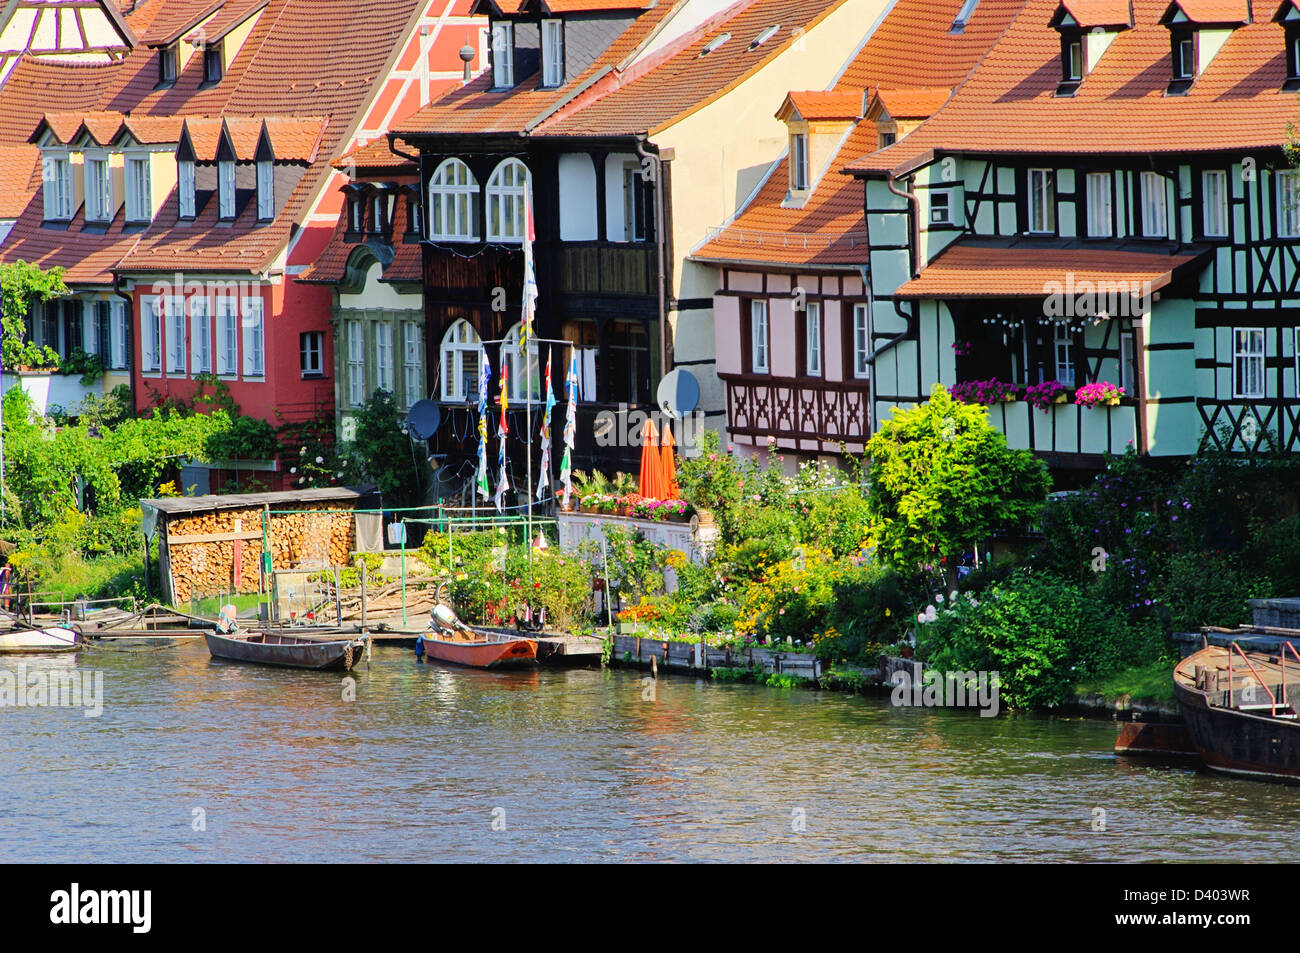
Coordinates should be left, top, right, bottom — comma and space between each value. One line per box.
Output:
406, 400, 442, 440
657, 368, 700, 419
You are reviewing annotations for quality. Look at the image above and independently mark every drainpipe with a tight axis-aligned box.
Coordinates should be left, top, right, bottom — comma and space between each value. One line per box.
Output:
887, 171, 922, 280
111, 272, 137, 414
635, 136, 669, 379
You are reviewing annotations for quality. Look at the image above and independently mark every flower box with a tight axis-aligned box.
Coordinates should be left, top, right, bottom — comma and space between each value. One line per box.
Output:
1075, 381, 1126, 408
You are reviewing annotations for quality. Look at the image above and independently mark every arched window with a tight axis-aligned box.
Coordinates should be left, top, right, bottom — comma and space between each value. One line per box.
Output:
486, 158, 529, 242
502, 322, 541, 402
440, 319, 486, 402
428, 159, 480, 241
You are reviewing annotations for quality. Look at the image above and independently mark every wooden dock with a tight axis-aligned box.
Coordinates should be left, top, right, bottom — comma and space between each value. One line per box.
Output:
609, 634, 822, 679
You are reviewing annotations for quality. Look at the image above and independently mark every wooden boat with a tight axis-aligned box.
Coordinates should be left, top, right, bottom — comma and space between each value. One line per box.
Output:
205, 630, 368, 671
1174, 642, 1300, 781
416, 628, 537, 669
0, 626, 80, 654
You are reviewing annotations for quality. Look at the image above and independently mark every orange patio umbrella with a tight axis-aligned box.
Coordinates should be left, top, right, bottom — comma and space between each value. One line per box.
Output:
660, 419, 679, 499
638, 417, 668, 500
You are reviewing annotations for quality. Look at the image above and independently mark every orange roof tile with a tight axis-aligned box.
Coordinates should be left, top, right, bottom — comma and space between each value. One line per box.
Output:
0, 144, 40, 219
263, 117, 327, 162
1053, 0, 1134, 28
845, 0, 1300, 177
141, 0, 227, 46
894, 240, 1211, 298
1162, 0, 1251, 24
782, 90, 861, 121
185, 0, 269, 43
298, 195, 421, 285
872, 86, 952, 120
692, 0, 1027, 269
331, 137, 416, 171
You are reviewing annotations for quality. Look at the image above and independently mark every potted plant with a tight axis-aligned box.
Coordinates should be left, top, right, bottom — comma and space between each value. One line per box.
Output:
951, 378, 1019, 405
1074, 381, 1125, 408
1024, 379, 1069, 412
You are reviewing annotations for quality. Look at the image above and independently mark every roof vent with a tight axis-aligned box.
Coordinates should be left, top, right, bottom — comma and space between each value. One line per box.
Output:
951, 0, 980, 33
700, 32, 731, 56
749, 25, 780, 50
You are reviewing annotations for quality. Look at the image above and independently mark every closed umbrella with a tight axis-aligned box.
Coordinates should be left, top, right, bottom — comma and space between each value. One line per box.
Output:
638, 417, 667, 500
660, 420, 679, 499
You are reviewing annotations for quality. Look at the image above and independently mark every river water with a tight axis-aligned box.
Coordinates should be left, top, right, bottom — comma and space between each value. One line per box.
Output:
0, 643, 1294, 863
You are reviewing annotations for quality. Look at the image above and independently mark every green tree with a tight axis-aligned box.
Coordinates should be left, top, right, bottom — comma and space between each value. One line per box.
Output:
0, 261, 67, 369
341, 390, 425, 508
866, 384, 1050, 570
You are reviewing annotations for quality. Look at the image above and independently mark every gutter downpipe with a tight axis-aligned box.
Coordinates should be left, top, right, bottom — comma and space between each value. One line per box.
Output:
635, 135, 669, 379
112, 271, 137, 415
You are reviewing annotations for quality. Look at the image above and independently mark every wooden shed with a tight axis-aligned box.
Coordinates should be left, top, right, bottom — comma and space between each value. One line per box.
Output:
140, 486, 380, 605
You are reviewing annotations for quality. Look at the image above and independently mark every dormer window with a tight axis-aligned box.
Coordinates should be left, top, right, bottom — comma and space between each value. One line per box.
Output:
1065, 36, 1083, 80
42, 155, 73, 221
257, 159, 273, 220
1050, 4, 1132, 96
125, 155, 152, 222
789, 133, 809, 191
541, 19, 563, 87
85, 155, 112, 223
204, 41, 224, 83
219, 159, 236, 219
179, 159, 196, 219
1273, 0, 1300, 90
1160, 1, 1248, 95
491, 21, 514, 89
348, 192, 364, 234
159, 43, 178, 85
1174, 31, 1195, 78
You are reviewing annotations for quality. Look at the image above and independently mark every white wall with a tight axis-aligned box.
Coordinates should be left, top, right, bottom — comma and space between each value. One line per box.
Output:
558, 153, 598, 241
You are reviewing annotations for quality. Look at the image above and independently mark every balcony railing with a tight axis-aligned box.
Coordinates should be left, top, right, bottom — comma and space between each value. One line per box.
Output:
720, 373, 870, 452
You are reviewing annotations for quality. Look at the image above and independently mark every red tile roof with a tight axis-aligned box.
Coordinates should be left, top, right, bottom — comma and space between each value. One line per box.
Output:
1054, 0, 1134, 28
847, 0, 1300, 177
894, 239, 1211, 298
1163, 0, 1251, 24
184, 0, 270, 43
533, 0, 656, 11
538, 0, 854, 137
140, 0, 226, 46
872, 86, 952, 120
692, 0, 1027, 268
331, 137, 416, 171
298, 195, 422, 285
0, 144, 39, 219
782, 90, 861, 121
263, 117, 327, 162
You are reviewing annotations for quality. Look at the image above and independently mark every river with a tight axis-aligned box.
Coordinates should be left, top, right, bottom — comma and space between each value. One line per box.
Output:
0, 643, 1293, 863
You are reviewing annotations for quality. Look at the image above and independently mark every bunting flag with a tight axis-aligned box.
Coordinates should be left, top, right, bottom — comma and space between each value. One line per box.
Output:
494, 363, 510, 512
536, 350, 556, 501
559, 351, 578, 507
475, 354, 492, 500
520, 184, 537, 352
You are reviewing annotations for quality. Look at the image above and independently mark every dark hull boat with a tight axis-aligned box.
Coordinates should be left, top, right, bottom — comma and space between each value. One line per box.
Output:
205, 630, 368, 671
1174, 643, 1300, 782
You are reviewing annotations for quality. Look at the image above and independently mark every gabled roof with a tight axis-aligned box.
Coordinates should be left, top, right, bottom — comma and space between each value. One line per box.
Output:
1050, 0, 1134, 28
184, 0, 268, 43
32, 110, 185, 146
297, 192, 422, 286
139, 0, 225, 46
845, 0, 1297, 178
332, 136, 416, 171
691, 0, 1027, 269
870, 86, 952, 121
1159, 0, 1250, 25
778, 90, 861, 122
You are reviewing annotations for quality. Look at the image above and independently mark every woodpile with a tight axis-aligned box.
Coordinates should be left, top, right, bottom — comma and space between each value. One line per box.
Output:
164, 502, 357, 603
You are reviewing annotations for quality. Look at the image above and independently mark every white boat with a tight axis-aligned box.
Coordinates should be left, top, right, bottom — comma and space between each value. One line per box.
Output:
0, 627, 80, 654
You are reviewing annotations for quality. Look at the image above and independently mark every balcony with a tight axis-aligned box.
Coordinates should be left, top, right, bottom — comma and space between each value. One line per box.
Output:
720, 373, 871, 453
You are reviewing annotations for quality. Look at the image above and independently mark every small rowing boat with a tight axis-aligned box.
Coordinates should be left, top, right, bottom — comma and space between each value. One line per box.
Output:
0, 626, 80, 654
205, 630, 368, 671
416, 603, 537, 669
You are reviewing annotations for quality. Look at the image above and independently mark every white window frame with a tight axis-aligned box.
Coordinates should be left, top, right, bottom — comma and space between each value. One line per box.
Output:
81, 299, 98, 356
347, 320, 366, 406
805, 301, 822, 377
542, 19, 564, 87
1202, 169, 1228, 238
1120, 329, 1136, 396
375, 322, 394, 394
1053, 323, 1075, 385
178, 159, 196, 219
427, 159, 480, 241
789, 133, 809, 191
1175, 35, 1195, 80
929, 189, 953, 226
503, 322, 541, 402
111, 299, 129, 370
125, 154, 152, 223
440, 319, 484, 403
1028, 168, 1055, 234
491, 21, 514, 89
403, 321, 422, 408
301, 331, 323, 378
257, 159, 274, 220
1278, 170, 1300, 239
190, 296, 211, 374
215, 295, 238, 376
749, 299, 769, 374
1233, 327, 1265, 399
84, 154, 112, 223
485, 158, 528, 243
43, 154, 73, 221
1066, 38, 1083, 81
142, 297, 162, 373
218, 160, 236, 219
1140, 171, 1167, 238
241, 296, 265, 378
852, 303, 871, 379
1085, 171, 1112, 238
166, 296, 186, 374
